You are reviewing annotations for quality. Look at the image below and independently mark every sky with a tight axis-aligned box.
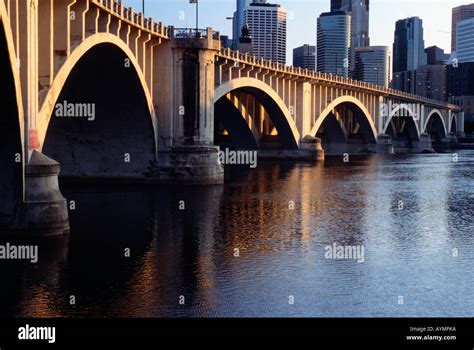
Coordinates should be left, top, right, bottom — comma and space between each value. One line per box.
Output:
123, 0, 469, 63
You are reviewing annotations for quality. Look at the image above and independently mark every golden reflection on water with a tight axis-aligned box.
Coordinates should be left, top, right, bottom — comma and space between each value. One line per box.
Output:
5, 152, 473, 317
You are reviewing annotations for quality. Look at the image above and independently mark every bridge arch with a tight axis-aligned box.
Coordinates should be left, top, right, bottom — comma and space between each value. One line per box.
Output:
40, 33, 157, 179
424, 109, 447, 141
214, 77, 300, 150
0, 3, 24, 228
38, 33, 155, 149
383, 106, 421, 141
308, 96, 377, 154
309, 96, 377, 141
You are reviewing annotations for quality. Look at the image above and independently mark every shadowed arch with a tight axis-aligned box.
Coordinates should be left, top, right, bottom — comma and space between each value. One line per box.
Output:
320, 114, 348, 141
41, 35, 156, 180
309, 96, 378, 143
386, 120, 397, 138
214, 97, 259, 149
383, 107, 421, 142
0, 4, 24, 228
38, 33, 156, 150
214, 78, 300, 149
424, 110, 447, 141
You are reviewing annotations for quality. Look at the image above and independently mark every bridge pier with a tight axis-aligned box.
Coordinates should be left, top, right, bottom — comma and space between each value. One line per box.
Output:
446, 133, 459, 144
18, 151, 69, 237
457, 112, 466, 138
392, 139, 417, 154
258, 136, 324, 161
299, 136, 325, 160
431, 133, 459, 152
376, 134, 395, 155
412, 133, 435, 153
157, 146, 223, 184
443, 133, 459, 151
155, 28, 224, 184
319, 137, 378, 156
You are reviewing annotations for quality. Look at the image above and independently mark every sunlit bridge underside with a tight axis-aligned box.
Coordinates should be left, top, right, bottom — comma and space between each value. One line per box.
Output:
316, 102, 377, 155
215, 89, 299, 151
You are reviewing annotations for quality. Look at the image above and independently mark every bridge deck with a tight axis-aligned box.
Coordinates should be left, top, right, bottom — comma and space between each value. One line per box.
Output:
218, 48, 460, 111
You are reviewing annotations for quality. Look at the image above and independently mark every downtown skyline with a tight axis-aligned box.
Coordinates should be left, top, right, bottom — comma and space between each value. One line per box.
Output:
124, 0, 467, 64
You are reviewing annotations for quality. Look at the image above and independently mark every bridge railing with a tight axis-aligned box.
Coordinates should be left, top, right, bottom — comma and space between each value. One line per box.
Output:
172, 28, 220, 40
218, 47, 459, 110
93, 0, 169, 37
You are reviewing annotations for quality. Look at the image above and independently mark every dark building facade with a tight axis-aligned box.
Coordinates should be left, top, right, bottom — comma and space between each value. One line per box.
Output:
392, 65, 447, 102
293, 44, 316, 70
393, 17, 427, 73
220, 35, 233, 49
447, 62, 474, 132
447, 62, 474, 97
415, 65, 447, 102
425, 46, 450, 65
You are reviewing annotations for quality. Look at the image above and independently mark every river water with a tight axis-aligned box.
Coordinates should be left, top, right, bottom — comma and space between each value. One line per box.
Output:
1, 151, 473, 317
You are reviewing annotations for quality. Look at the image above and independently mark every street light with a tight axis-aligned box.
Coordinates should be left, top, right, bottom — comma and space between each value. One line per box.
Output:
226, 16, 234, 49
189, 0, 199, 36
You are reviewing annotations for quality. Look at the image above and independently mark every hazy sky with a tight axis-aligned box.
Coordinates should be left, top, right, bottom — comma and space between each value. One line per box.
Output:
124, 0, 469, 62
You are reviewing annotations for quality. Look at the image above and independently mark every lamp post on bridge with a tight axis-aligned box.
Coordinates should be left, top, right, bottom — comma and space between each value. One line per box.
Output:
189, 0, 199, 37
226, 16, 234, 49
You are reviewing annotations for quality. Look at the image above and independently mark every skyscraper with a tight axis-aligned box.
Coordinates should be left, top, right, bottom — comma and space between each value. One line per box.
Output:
233, 0, 252, 49
317, 11, 351, 77
457, 18, 474, 63
447, 62, 474, 130
331, 0, 370, 75
244, 1, 287, 64
451, 3, 474, 52
425, 46, 450, 65
354, 46, 390, 87
392, 17, 427, 73
293, 44, 316, 70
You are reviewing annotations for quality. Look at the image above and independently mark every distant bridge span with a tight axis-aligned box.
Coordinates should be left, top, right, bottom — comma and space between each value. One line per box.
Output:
215, 48, 463, 154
